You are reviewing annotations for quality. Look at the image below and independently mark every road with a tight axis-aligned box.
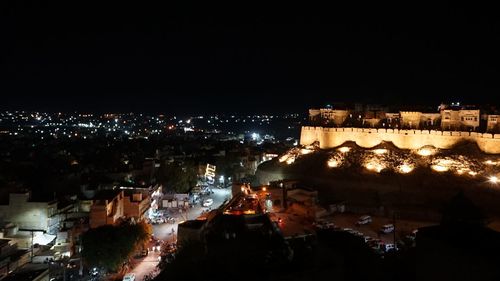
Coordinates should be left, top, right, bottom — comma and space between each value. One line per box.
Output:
130, 187, 231, 280
128, 250, 161, 281
153, 187, 231, 241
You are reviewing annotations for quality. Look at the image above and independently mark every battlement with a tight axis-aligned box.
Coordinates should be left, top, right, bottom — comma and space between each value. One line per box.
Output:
300, 126, 500, 154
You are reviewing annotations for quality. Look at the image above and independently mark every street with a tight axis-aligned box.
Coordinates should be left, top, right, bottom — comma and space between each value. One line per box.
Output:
129, 187, 231, 280
128, 250, 161, 281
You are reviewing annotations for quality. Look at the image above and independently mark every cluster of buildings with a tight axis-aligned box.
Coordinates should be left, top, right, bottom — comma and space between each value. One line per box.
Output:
177, 180, 325, 249
0, 111, 302, 141
0, 186, 153, 280
309, 102, 500, 132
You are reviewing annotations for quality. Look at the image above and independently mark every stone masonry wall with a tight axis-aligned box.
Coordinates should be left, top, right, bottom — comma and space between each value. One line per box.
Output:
300, 126, 500, 154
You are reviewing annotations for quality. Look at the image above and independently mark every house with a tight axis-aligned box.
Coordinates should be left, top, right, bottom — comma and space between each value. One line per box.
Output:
487, 114, 500, 133
89, 190, 124, 228
123, 190, 150, 219
89, 189, 151, 228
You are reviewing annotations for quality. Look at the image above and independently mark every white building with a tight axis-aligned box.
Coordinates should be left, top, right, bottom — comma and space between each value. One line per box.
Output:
309, 108, 349, 126
0, 192, 61, 234
441, 108, 480, 131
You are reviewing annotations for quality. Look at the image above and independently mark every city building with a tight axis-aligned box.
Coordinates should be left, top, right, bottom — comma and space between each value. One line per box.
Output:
0, 238, 30, 279
123, 190, 150, 220
400, 111, 441, 129
487, 114, 500, 133
440, 107, 480, 131
1, 263, 49, 281
89, 189, 150, 228
309, 108, 350, 126
89, 190, 124, 228
0, 192, 60, 234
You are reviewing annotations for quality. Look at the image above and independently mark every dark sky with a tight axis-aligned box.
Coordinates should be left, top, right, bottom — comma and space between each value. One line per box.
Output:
1, 3, 500, 114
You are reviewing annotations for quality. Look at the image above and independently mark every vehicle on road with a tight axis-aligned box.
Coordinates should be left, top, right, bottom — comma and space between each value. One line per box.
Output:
202, 198, 213, 207
352, 230, 364, 237
356, 215, 372, 225
406, 229, 418, 240
123, 273, 135, 281
384, 243, 396, 252
380, 224, 395, 234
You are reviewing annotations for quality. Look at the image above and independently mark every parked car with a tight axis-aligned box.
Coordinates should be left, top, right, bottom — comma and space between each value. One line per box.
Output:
380, 224, 395, 234
363, 236, 373, 243
347, 229, 363, 237
202, 198, 214, 207
356, 215, 372, 225
384, 243, 396, 252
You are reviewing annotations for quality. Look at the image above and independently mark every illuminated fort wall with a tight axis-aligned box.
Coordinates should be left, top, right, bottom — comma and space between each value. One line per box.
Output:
300, 126, 500, 154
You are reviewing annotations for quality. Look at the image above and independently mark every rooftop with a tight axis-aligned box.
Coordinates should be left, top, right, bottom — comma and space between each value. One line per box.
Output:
2, 263, 48, 281
222, 193, 263, 216
92, 189, 122, 201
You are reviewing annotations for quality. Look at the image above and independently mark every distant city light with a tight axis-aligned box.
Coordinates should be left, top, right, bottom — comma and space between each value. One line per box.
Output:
251, 133, 259, 141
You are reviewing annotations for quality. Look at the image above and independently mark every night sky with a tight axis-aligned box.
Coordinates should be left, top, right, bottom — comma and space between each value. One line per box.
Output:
2, 3, 500, 113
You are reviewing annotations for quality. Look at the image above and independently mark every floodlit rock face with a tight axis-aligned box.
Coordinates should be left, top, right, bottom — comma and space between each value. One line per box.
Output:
300, 126, 500, 154
255, 142, 500, 218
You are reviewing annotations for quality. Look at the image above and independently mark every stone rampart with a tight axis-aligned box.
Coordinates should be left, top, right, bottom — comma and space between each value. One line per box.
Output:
300, 126, 500, 154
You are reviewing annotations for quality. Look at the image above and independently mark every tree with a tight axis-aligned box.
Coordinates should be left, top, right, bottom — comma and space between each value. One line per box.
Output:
157, 162, 197, 193
82, 221, 152, 272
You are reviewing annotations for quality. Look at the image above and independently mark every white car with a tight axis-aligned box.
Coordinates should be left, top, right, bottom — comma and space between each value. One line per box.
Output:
356, 215, 372, 225
380, 224, 395, 234
202, 198, 213, 207
384, 243, 396, 252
